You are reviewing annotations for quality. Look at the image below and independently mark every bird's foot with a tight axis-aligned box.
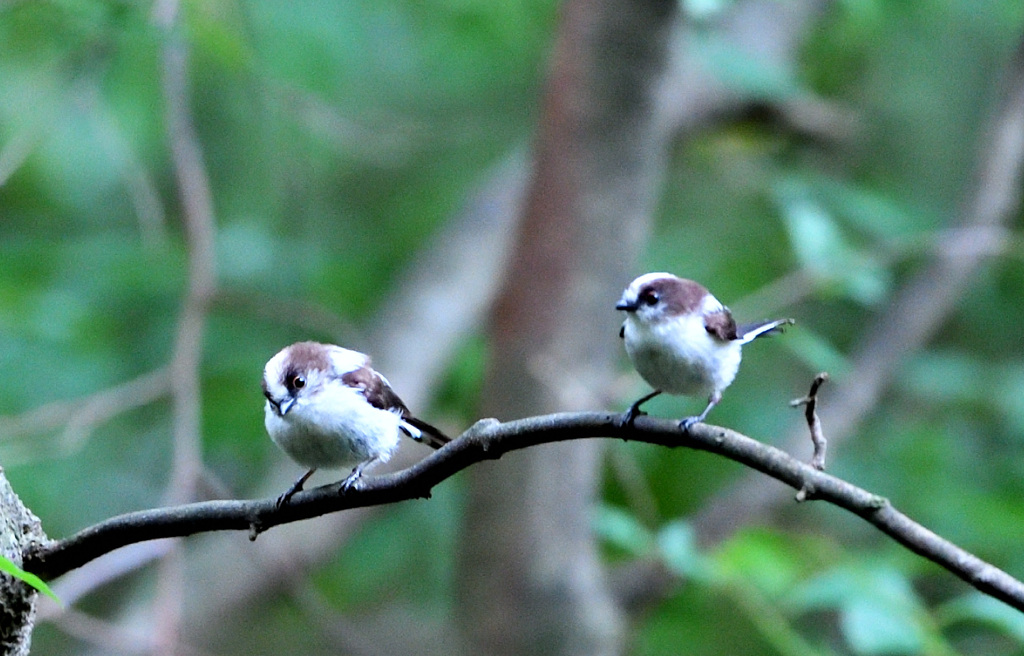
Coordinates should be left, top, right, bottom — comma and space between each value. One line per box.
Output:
276, 469, 315, 509
619, 390, 662, 428
338, 468, 364, 495
338, 458, 379, 495
680, 395, 718, 433
275, 486, 300, 509
679, 415, 702, 433
619, 403, 647, 428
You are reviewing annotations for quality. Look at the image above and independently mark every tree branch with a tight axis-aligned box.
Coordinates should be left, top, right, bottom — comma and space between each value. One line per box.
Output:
22, 413, 1024, 613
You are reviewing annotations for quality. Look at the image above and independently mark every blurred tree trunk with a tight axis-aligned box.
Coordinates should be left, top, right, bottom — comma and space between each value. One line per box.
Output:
455, 0, 677, 653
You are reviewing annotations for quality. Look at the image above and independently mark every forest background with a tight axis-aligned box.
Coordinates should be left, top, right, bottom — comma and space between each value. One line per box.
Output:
3, 0, 1024, 654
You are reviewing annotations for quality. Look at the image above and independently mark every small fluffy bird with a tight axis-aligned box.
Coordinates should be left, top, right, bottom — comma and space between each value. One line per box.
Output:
262, 341, 449, 506
616, 273, 793, 430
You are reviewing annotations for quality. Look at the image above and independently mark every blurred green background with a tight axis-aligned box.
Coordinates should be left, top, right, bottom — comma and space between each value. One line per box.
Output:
3, 0, 1024, 654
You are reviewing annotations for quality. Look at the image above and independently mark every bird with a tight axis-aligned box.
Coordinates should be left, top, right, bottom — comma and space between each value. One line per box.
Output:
262, 341, 449, 506
616, 272, 793, 431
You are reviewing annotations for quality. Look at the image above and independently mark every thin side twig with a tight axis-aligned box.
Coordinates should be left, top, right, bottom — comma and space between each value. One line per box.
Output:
790, 372, 829, 473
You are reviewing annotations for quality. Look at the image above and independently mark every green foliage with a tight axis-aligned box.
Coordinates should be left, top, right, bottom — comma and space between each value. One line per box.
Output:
941, 593, 1024, 644
774, 175, 893, 305
789, 564, 928, 655
598, 521, 1007, 656
315, 483, 461, 615
0, 554, 60, 604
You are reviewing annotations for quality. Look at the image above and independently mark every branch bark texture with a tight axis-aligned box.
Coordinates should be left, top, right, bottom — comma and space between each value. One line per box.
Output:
1, 467, 44, 656
22, 414, 1024, 614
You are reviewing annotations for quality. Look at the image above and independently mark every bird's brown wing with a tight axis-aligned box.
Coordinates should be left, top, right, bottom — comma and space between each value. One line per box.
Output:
340, 366, 410, 415
704, 309, 739, 342
340, 366, 449, 449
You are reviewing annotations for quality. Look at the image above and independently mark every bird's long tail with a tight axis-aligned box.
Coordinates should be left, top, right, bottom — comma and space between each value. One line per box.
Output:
735, 318, 795, 345
401, 416, 451, 449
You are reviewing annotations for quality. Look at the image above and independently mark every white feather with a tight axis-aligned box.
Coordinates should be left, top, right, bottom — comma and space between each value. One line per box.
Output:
264, 380, 402, 470
736, 319, 791, 345
621, 309, 741, 398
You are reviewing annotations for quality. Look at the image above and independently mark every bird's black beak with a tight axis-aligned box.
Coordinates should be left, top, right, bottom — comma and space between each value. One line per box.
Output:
616, 298, 638, 312
266, 393, 295, 417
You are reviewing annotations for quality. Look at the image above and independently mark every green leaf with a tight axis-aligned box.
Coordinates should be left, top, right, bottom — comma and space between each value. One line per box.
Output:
695, 34, 802, 101
842, 597, 923, 655
593, 505, 653, 556
804, 174, 922, 241
904, 350, 988, 406
714, 529, 808, 597
774, 177, 892, 305
0, 554, 60, 605
789, 565, 925, 655
778, 184, 850, 277
782, 327, 851, 379
940, 593, 1024, 643
656, 520, 704, 580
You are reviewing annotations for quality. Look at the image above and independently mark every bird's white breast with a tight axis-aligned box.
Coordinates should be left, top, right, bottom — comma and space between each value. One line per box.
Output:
622, 312, 742, 397
264, 382, 402, 470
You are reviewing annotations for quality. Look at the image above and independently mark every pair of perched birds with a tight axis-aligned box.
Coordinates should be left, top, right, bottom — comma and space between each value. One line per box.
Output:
262, 272, 793, 505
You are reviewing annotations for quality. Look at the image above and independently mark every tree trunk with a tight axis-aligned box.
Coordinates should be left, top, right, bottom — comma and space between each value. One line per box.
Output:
0, 467, 46, 656
456, 0, 678, 653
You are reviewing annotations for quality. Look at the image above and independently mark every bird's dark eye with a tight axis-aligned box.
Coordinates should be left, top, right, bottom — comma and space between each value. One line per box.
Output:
289, 375, 306, 390
640, 290, 659, 306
